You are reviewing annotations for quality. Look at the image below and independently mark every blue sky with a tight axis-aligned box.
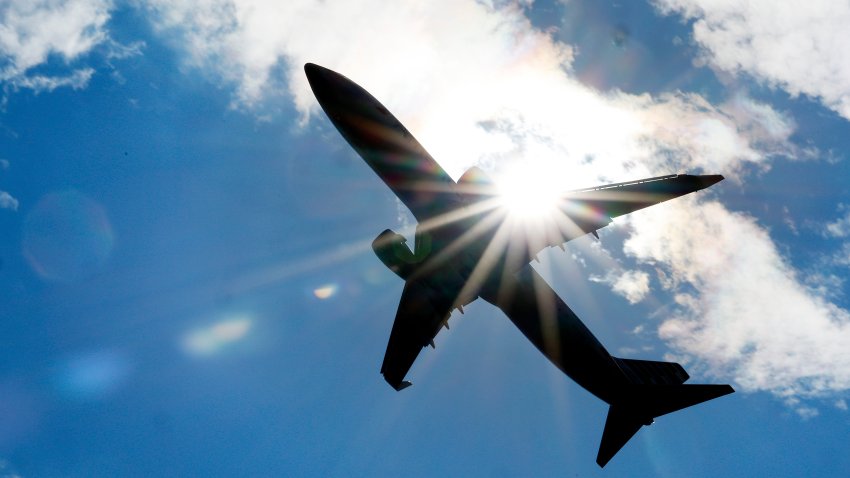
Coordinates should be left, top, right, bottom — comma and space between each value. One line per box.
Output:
1, 0, 849, 476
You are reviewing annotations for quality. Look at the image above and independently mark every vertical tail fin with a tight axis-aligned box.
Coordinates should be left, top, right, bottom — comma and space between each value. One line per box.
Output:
596, 359, 735, 467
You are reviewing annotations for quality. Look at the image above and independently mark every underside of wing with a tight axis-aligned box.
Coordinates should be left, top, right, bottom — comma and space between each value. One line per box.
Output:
381, 278, 454, 391
396, 172, 722, 275
513, 174, 724, 266
560, 174, 723, 221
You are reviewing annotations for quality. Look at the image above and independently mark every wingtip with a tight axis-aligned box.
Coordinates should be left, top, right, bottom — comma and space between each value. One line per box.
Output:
596, 448, 614, 468
383, 372, 413, 392
699, 174, 724, 189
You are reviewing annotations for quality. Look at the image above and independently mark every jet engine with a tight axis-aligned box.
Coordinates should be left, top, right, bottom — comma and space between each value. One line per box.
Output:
370, 230, 414, 279
372, 228, 432, 279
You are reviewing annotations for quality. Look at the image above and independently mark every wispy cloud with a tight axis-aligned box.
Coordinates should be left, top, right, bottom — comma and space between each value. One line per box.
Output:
10, 68, 94, 92
0, 159, 16, 211
590, 269, 651, 304
0, 191, 18, 211
141, 0, 849, 405
824, 205, 850, 238
830, 243, 850, 268
0, 457, 22, 478
653, 0, 850, 121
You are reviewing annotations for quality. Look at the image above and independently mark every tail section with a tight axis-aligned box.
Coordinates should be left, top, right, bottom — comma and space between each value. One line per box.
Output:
613, 357, 689, 385
596, 357, 734, 467
597, 403, 646, 468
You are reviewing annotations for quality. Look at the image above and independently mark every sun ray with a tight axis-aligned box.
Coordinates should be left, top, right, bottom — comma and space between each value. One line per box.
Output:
403, 201, 507, 284
454, 217, 517, 303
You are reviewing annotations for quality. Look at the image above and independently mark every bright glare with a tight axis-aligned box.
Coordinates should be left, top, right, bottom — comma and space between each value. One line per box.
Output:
182, 316, 252, 357
313, 284, 338, 299
495, 166, 564, 221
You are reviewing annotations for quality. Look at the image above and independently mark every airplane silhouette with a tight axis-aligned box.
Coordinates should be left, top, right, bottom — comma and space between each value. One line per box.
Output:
304, 63, 734, 467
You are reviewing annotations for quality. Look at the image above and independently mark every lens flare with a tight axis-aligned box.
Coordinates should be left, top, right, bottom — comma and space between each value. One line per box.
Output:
54, 351, 131, 400
313, 284, 338, 299
182, 316, 252, 357
22, 190, 114, 282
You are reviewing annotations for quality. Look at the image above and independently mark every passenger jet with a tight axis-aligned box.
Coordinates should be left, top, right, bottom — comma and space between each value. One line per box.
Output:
304, 63, 734, 467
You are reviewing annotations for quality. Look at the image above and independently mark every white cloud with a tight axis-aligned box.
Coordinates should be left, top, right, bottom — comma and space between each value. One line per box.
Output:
825, 205, 850, 238
0, 0, 112, 92
141, 0, 848, 404
591, 269, 650, 304
619, 91, 796, 179
612, 270, 651, 304
0, 191, 18, 211
625, 200, 850, 398
653, 0, 850, 120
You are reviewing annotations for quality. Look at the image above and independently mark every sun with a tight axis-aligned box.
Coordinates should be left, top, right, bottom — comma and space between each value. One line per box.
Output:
494, 165, 564, 221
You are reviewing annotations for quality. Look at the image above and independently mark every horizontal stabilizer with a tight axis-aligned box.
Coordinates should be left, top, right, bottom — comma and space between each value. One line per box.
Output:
633, 384, 735, 419
597, 405, 646, 468
596, 384, 734, 467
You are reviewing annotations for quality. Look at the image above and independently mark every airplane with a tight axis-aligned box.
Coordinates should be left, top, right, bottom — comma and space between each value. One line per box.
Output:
304, 63, 734, 467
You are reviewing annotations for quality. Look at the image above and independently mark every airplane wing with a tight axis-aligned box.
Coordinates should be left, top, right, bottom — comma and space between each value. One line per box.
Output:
380, 277, 454, 391
559, 173, 723, 224
305, 63, 459, 223
517, 173, 724, 262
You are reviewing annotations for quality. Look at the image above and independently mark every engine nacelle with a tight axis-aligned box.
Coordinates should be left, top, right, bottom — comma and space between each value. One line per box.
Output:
372, 228, 431, 279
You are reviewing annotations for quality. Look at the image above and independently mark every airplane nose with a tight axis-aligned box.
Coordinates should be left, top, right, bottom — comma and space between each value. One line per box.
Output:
304, 62, 321, 75
304, 63, 344, 104
304, 63, 325, 87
